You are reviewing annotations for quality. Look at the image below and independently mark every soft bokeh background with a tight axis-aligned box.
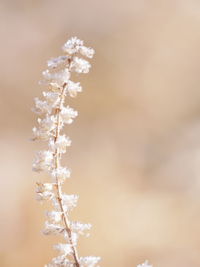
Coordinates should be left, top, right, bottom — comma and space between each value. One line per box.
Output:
1, 0, 200, 266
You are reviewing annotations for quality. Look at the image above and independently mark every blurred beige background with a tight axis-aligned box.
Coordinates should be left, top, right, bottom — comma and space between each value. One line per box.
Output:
1, 0, 200, 266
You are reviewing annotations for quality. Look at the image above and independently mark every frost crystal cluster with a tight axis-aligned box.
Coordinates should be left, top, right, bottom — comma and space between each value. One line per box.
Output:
32, 37, 100, 267
137, 261, 153, 267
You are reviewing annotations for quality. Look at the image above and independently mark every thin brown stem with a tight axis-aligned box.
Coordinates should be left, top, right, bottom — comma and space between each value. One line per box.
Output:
54, 83, 80, 267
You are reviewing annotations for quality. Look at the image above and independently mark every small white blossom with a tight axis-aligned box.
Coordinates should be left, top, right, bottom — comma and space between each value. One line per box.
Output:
71, 57, 91, 73
46, 211, 63, 223
79, 46, 95, 59
49, 135, 71, 154
60, 106, 78, 124
67, 80, 82, 97
51, 167, 71, 183
71, 221, 92, 235
137, 261, 153, 267
79, 256, 101, 267
43, 221, 65, 235
54, 243, 73, 256
33, 150, 53, 172
47, 55, 68, 69
62, 37, 84, 54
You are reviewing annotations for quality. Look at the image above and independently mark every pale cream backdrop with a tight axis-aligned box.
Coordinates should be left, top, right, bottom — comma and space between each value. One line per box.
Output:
1, 0, 200, 266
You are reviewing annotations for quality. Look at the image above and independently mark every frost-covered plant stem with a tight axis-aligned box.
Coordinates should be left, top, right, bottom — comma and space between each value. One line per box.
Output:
32, 37, 100, 267
54, 80, 79, 266
32, 36, 153, 267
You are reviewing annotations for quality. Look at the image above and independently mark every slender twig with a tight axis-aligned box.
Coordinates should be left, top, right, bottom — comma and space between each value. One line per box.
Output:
54, 83, 80, 266
32, 37, 100, 267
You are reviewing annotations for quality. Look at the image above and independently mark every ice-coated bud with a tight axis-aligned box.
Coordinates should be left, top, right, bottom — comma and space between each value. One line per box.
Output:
67, 80, 82, 98
36, 191, 54, 202
60, 106, 78, 124
51, 167, 71, 183
46, 211, 63, 223
79, 46, 95, 59
36, 182, 54, 192
45, 255, 74, 267
62, 36, 84, 54
33, 150, 53, 172
62, 194, 79, 211
33, 97, 52, 114
49, 135, 71, 154
37, 115, 57, 132
43, 68, 71, 86
43, 91, 61, 108
43, 221, 65, 235
54, 243, 73, 256
70, 221, 92, 236
47, 55, 68, 69
71, 57, 91, 73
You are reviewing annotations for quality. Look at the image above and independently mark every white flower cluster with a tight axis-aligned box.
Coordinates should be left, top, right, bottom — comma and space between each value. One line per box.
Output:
32, 37, 100, 267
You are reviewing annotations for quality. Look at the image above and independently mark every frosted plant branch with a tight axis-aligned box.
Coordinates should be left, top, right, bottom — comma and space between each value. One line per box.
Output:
32, 37, 100, 267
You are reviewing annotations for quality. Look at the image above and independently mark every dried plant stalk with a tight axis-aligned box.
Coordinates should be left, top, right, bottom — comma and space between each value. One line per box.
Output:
32, 37, 100, 267
31, 36, 154, 267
